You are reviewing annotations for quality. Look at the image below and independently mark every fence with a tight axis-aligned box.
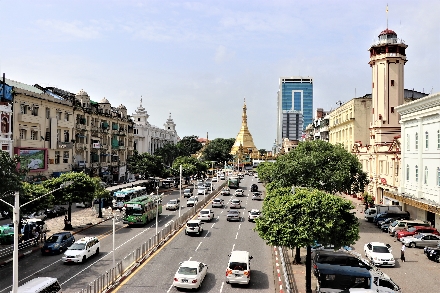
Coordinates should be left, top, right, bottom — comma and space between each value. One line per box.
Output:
0, 238, 39, 259
78, 183, 225, 293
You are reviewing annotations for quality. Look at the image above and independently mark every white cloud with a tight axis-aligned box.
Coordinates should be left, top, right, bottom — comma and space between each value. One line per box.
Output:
214, 45, 235, 63
36, 19, 110, 40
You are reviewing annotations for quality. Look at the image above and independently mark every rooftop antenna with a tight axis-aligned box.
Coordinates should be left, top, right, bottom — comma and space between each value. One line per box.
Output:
386, 4, 389, 29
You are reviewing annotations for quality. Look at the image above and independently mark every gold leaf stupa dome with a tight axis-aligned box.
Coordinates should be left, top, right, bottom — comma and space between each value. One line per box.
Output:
230, 99, 258, 155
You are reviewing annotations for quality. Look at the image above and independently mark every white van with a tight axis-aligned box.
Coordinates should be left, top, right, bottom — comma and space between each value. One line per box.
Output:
225, 250, 253, 285
14, 277, 62, 293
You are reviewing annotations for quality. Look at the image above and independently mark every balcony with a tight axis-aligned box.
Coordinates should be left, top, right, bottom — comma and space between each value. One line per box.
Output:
17, 113, 42, 124
76, 143, 84, 149
92, 162, 99, 168
128, 146, 134, 151
58, 120, 73, 128
111, 161, 118, 166
76, 124, 86, 130
100, 162, 108, 167
112, 129, 119, 134
118, 145, 126, 150
91, 126, 99, 132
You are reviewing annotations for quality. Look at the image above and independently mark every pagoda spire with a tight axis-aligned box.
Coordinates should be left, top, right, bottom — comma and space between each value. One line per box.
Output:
230, 99, 258, 155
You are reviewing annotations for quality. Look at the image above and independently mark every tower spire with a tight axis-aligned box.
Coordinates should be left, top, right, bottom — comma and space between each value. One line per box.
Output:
386, 4, 389, 29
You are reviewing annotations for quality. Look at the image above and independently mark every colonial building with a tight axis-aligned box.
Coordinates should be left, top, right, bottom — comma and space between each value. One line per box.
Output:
384, 92, 440, 229
304, 108, 330, 141
329, 95, 372, 151
132, 99, 178, 155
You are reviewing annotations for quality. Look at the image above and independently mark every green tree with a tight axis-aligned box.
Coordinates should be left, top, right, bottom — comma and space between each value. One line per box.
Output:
20, 182, 51, 216
176, 136, 203, 156
258, 149, 267, 157
201, 138, 235, 163
255, 187, 359, 293
172, 156, 208, 178
154, 143, 180, 167
256, 161, 275, 183
127, 151, 165, 179
43, 172, 97, 229
269, 140, 368, 194
0, 151, 28, 197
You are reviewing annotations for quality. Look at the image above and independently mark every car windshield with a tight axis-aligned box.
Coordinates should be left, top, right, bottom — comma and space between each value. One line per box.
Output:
229, 262, 247, 270
125, 207, 143, 216
168, 201, 177, 204
372, 246, 390, 253
232, 200, 240, 203
200, 210, 209, 214
178, 266, 197, 275
46, 235, 60, 243
68, 243, 86, 250
214, 199, 221, 202
390, 221, 398, 227
187, 223, 199, 227
229, 211, 238, 214
407, 227, 416, 232
250, 211, 260, 215
414, 234, 424, 239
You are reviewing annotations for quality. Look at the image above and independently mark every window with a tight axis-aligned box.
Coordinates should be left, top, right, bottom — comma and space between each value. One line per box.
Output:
57, 129, 61, 142
437, 130, 440, 149
391, 107, 394, 113
391, 80, 395, 86
395, 162, 399, 176
406, 164, 409, 181
64, 130, 69, 142
46, 108, 50, 119
57, 111, 62, 120
65, 113, 70, 122
63, 151, 69, 164
30, 130, 38, 140
380, 161, 384, 174
19, 129, 26, 140
55, 151, 60, 164
415, 165, 419, 182
406, 134, 410, 151
425, 131, 429, 149
437, 168, 440, 186
20, 104, 27, 114
424, 166, 428, 185
31, 106, 38, 116
415, 132, 418, 150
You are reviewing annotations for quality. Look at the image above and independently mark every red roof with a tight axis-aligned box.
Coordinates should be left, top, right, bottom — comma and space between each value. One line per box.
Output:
378, 28, 397, 37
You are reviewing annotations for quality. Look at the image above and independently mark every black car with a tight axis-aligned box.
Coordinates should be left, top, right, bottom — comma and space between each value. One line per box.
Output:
312, 250, 372, 277
376, 217, 394, 228
250, 184, 258, 192
46, 206, 67, 218
41, 232, 75, 255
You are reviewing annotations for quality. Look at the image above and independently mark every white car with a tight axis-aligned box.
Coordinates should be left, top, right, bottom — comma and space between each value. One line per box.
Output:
251, 192, 262, 200
212, 177, 218, 182
166, 199, 179, 210
230, 199, 242, 209
198, 209, 214, 221
187, 197, 198, 207
185, 220, 204, 236
248, 209, 261, 222
62, 237, 100, 263
197, 186, 206, 195
173, 261, 208, 290
221, 188, 230, 195
234, 189, 244, 197
212, 198, 224, 208
364, 242, 395, 267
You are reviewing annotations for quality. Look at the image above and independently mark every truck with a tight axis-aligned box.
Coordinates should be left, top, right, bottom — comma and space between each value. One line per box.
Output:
364, 205, 402, 222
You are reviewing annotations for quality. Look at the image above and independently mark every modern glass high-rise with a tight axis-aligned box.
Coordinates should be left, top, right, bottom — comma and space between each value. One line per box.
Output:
277, 77, 313, 145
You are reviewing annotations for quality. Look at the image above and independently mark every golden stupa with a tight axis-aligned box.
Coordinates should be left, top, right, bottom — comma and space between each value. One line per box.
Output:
230, 100, 258, 156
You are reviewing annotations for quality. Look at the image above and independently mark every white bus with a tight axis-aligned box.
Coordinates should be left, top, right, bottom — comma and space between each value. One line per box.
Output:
14, 277, 62, 293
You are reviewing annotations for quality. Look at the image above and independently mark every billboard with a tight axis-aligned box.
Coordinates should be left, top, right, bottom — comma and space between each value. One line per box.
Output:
14, 148, 48, 171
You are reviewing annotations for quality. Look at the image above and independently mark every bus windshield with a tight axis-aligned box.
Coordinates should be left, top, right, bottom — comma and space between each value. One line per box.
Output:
125, 206, 143, 216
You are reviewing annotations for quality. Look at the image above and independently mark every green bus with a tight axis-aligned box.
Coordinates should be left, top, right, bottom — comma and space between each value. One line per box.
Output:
227, 176, 240, 189
123, 195, 162, 226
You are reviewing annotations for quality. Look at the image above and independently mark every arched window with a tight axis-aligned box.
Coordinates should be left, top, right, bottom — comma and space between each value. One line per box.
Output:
425, 131, 429, 149
437, 168, 440, 186
406, 164, 409, 181
415, 132, 418, 150
415, 165, 419, 182
1, 117, 8, 133
424, 166, 428, 185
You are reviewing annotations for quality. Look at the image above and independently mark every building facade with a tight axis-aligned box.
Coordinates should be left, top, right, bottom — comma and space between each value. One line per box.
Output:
387, 92, 440, 229
304, 108, 330, 142
329, 95, 372, 151
132, 99, 178, 155
277, 77, 313, 145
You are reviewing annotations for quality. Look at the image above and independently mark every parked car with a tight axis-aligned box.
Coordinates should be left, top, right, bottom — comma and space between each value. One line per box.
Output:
185, 220, 204, 236
248, 209, 261, 222
198, 209, 214, 222
173, 261, 208, 290
364, 242, 395, 267
46, 206, 67, 218
227, 210, 241, 222
401, 233, 440, 248
61, 236, 100, 263
376, 217, 394, 228
424, 243, 440, 262
22, 210, 47, 220
230, 199, 242, 209
0, 226, 15, 244
250, 184, 258, 192
396, 226, 439, 241
212, 198, 224, 208
41, 232, 75, 255
313, 250, 372, 277
211, 177, 218, 182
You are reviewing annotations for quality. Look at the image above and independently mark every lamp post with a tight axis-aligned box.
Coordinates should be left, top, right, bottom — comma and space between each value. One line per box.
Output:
155, 186, 159, 236
107, 204, 124, 269
179, 165, 182, 217
0, 181, 73, 293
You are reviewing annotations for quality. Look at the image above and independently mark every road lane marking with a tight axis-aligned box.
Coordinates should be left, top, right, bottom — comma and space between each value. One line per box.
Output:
188, 256, 192, 261
232, 243, 235, 251
220, 281, 224, 292
204, 231, 209, 238
235, 232, 239, 239
61, 252, 113, 286
211, 223, 216, 228
167, 284, 174, 293
195, 242, 203, 251
221, 210, 224, 214
238, 223, 241, 230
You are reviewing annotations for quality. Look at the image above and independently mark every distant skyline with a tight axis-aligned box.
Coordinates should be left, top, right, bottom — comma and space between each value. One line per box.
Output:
1, 0, 438, 150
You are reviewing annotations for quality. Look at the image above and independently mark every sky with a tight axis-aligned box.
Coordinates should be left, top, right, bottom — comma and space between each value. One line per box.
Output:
1, 0, 439, 150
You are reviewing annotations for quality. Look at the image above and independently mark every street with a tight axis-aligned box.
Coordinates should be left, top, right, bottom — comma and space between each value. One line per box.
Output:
114, 175, 275, 292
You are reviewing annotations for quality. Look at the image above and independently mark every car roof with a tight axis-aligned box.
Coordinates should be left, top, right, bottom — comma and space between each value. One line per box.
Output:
180, 261, 200, 268
188, 220, 201, 223
52, 232, 72, 236
250, 209, 260, 212
316, 263, 370, 277
77, 236, 98, 243
369, 242, 388, 247
418, 233, 438, 236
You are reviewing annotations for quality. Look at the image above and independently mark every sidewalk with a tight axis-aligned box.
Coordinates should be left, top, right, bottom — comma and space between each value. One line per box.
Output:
283, 247, 317, 293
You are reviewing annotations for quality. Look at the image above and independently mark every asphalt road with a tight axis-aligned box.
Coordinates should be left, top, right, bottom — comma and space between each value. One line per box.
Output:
0, 183, 222, 293
348, 195, 440, 293
115, 175, 275, 293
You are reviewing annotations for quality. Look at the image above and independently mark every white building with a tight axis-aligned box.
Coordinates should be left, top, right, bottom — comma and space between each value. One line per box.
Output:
132, 99, 178, 154
396, 92, 440, 229
0, 101, 13, 156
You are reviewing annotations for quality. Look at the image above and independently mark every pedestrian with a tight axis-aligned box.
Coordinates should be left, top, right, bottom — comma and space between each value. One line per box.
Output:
42, 231, 46, 242
401, 243, 406, 262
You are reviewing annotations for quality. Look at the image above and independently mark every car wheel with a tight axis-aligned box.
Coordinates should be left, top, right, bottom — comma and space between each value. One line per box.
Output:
95, 248, 99, 255
435, 255, 440, 263
82, 256, 86, 263
409, 242, 416, 248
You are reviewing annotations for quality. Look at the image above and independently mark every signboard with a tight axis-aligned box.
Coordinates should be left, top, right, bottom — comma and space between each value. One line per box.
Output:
93, 143, 101, 149
126, 203, 142, 209
381, 178, 387, 185
15, 148, 47, 171
57, 142, 73, 149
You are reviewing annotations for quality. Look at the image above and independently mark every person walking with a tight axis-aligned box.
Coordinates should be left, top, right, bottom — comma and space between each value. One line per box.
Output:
401, 243, 406, 262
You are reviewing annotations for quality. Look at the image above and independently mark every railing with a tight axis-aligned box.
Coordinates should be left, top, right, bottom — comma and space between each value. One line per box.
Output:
78, 183, 225, 293
0, 238, 40, 259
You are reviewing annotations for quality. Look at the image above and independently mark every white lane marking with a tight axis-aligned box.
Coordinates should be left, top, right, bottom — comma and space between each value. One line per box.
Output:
238, 223, 241, 230
217, 215, 220, 219
204, 231, 210, 238
211, 222, 216, 228
188, 256, 192, 261
220, 281, 224, 292
221, 210, 224, 214
167, 284, 174, 293
195, 242, 203, 251
232, 243, 235, 251
235, 232, 239, 240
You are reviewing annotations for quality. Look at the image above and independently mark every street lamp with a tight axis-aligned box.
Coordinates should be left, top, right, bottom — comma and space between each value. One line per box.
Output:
155, 192, 163, 236
107, 204, 124, 269
0, 181, 73, 293
179, 165, 182, 217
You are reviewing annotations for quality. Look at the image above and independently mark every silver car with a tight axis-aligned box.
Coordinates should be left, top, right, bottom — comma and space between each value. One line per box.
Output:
401, 233, 440, 248
227, 210, 241, 222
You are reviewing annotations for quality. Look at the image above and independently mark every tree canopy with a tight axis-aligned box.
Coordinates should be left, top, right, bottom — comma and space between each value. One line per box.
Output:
127, 151, 165, 179
265, 140, 368, 194
0, 151, 28, 197
172, 156, 208, 177
154, 143, 180, 167
177, 135, 203, 157
255, 187, 359, 249
201, 138, 235, 163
